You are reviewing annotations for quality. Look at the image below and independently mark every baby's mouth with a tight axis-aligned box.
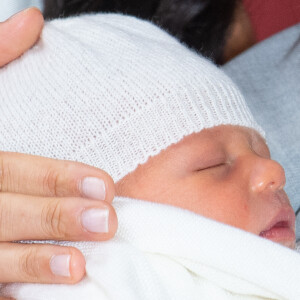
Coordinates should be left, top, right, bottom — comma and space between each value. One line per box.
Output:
259, 208, 296, 248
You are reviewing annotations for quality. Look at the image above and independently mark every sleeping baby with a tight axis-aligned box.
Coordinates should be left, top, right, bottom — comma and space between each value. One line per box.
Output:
0, 13, 299, 300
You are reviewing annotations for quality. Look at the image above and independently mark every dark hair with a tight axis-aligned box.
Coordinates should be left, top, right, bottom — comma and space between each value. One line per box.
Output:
43, 0, 239, 64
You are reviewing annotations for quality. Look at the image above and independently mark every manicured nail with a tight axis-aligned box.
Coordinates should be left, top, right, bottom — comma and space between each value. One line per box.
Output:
81, 208, 109, 233
50, 255, 71, 277
80, 177, 106, 200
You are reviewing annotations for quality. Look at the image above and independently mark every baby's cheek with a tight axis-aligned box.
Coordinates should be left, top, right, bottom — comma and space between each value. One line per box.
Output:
199, 185, 252, 232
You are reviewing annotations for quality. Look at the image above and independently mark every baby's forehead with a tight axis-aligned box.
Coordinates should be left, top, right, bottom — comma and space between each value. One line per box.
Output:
159, 125, 268, 160
169, 125, 261, 147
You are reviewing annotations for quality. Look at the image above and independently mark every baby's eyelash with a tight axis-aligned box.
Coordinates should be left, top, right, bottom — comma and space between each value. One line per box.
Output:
196, 162, 227, 172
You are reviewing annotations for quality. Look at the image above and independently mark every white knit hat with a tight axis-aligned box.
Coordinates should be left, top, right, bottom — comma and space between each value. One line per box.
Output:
0, 13, 264, 182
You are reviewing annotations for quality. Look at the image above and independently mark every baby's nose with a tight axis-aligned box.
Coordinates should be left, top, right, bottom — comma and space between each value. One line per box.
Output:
250, 157, 286, 193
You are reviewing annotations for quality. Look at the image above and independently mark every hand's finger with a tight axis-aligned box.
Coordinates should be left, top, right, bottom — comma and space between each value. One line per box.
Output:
0, 243, 85, 284
0, 152, 115, 202
0, 7, 44, 67
0, 193, 118, 241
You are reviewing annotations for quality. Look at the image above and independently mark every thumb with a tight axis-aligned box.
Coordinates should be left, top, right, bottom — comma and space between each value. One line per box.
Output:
0, 7, 44, 67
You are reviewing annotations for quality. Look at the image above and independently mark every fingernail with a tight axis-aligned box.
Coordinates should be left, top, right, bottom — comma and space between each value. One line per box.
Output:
80, 177, 106, 200
50, 255, 71, 277
81, 208, 109, 233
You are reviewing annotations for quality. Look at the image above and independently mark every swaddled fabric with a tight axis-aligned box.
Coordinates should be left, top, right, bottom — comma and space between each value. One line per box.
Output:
2, 197, 300, 300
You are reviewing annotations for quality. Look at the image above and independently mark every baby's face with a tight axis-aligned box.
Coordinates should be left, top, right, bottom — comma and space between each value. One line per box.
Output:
116, 125, 296, 248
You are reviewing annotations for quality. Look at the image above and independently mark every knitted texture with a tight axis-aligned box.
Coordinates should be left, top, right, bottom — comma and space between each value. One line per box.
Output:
0, 13, 264, 182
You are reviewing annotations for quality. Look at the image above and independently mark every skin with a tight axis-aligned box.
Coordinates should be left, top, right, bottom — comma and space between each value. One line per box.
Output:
116, 125, 296, 249
223, 2, 256, 63
0, 7, 44, 66
0, 8, 117, 293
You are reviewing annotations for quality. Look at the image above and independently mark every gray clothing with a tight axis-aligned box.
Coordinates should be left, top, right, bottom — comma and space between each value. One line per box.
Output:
223, 24, 300, 238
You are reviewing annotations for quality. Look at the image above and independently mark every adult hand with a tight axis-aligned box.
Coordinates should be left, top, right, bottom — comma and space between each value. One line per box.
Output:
0, 152, 117, 285
0, 7, 44, 67
0, 8, 117, 289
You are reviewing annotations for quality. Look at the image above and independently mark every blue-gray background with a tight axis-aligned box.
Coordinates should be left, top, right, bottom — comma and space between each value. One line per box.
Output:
0, 0, 43, 21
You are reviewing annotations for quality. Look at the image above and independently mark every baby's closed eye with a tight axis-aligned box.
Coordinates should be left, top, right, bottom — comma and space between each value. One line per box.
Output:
190, 150, 227, 172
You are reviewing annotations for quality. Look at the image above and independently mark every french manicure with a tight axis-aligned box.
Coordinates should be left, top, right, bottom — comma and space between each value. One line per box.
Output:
81, 208, 109, 233
50, 255, 71, 277
80, 177, 106, 200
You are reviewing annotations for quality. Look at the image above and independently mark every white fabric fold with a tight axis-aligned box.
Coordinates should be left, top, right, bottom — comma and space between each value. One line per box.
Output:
1, 197, 300, 299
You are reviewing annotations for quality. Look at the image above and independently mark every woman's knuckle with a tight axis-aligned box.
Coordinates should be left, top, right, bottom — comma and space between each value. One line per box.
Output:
0, 152, 14, 193
19, 247, 40, 280
0, 194, 12, 240
43, 168, 60, 196
41, 200, 66, 239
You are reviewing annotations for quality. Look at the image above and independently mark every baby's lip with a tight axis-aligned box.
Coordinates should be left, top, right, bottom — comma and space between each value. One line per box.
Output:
259, 207, 296, 245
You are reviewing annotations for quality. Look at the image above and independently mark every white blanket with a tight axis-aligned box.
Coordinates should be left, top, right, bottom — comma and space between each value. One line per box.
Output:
1, 197, 300, 300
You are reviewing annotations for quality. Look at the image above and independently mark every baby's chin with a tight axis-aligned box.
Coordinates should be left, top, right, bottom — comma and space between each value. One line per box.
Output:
280, 240, 296, 250
278, 239, 296, 250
